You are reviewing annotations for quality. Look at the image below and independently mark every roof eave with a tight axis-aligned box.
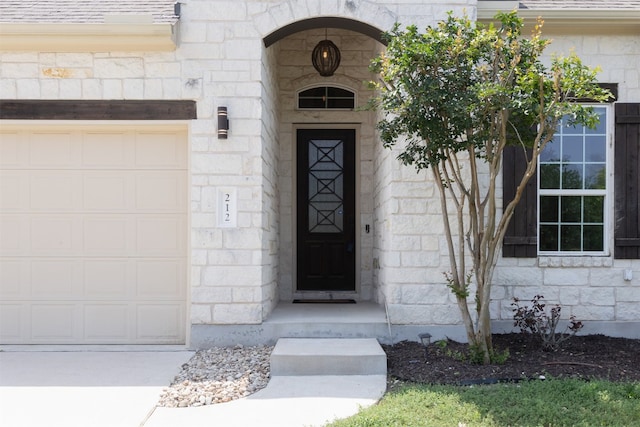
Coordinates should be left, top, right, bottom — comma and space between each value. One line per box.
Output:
477, 5, 640, 35
0, 23, 177, 52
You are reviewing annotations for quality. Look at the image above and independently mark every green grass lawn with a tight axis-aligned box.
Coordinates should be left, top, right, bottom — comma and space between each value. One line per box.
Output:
327, 379, 640, 427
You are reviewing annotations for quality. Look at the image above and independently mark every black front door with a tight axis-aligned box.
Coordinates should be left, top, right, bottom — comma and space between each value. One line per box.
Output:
296, 129, 356, 291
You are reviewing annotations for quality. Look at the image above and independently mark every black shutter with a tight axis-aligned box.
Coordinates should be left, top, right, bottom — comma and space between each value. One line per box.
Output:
614, 103, 640, 259
502, 146, 537, 257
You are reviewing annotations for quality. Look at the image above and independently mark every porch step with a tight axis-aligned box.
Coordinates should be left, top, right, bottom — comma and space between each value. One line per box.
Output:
270, 338, 387, 376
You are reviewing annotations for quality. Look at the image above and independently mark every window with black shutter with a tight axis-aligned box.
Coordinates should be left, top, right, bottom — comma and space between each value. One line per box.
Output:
614, 103, 640, 259
502, 92, 636, 259
502, 146, 537, 257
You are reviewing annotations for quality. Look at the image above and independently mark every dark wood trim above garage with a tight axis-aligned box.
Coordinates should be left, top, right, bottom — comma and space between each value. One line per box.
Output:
0, 100, 197, 120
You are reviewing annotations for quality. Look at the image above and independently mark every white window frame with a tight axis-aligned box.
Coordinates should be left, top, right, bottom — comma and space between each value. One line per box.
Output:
537, 104, 612, 256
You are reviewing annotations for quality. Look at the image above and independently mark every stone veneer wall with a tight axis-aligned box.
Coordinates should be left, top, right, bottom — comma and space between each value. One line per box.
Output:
259, 34, 281, 319
2, 0, 637, 340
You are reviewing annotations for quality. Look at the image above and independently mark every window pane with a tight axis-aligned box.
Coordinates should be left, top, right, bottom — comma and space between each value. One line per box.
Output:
585, 164, 606, 189
541, 138, 561, 162
561, 164, 583, 189
585, 108, 606, 134
300, 87, 326, 97
583, 225, 604, 251
540, 164, 560, 189
299, 98, 325, 109
562, 136, 584, 162
540, 196, 558, 222
585, 136, 606, 162
560, 225, 581, 251
540, 225, 558, 251
562, 120, 582, 135
561, 196, 581, 222
328, 98, 355, 109
583, 196, 604, 223
327, 87, 353, 97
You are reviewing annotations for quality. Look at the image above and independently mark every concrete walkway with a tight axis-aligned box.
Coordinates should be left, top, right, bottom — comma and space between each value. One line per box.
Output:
0, 350, 194, 427
145, 375, 386, 427
0, 349, 385, 427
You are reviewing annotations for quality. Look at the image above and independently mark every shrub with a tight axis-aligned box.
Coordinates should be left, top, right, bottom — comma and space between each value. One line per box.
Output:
511, 295, 584, 350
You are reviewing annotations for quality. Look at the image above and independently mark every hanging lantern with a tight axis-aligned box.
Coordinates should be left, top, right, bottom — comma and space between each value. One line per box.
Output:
312, 38, 341, 77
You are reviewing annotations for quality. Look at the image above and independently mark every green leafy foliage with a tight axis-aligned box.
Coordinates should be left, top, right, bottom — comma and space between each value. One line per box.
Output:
369, 11, 610, 363
370, 11, 609, 171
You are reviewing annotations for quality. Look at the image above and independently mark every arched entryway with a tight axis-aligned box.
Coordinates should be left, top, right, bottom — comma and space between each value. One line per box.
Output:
261, 19, 387, 302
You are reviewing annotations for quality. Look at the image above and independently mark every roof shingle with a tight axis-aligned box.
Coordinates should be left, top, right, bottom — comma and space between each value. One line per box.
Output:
519, 0, 640, 9
0, 0, 178, 24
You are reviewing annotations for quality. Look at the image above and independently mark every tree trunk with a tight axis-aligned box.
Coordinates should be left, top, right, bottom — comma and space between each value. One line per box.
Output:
475, 304, 493, 364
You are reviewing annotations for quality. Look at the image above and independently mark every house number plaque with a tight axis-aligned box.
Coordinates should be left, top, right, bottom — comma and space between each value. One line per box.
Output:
218, 187, 237, 227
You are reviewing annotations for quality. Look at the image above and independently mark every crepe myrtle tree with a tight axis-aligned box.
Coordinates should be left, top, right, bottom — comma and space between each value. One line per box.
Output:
370, 12, 609, 363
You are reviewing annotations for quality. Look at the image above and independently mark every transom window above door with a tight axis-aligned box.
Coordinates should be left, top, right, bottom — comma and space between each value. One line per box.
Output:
298, 86, 355, 109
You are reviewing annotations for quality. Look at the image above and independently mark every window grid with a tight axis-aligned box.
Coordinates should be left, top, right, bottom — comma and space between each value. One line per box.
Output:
298, 86, 355, 110
538, 106, 608, 255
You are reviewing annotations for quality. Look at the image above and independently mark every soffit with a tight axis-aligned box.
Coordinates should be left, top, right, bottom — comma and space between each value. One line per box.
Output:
478, 0, 640, 34
0, 0, 178, 51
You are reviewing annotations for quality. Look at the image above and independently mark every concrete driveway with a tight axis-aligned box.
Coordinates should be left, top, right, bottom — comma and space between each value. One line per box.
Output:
0, 349, 193, 427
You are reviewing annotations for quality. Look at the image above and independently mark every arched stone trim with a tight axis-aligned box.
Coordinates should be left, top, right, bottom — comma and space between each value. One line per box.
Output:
254, 0, 397, 47
292, 74, 364, 91
264, 17, 386, 47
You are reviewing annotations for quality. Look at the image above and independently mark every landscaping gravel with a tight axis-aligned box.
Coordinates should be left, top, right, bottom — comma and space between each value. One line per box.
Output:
158, 345, 273, 408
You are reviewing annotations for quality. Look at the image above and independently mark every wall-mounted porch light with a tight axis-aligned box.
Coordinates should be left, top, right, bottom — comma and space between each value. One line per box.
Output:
312, 30, 341, 77
217, 106, 229, 139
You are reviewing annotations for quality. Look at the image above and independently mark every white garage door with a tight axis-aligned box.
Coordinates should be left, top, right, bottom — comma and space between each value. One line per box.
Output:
0, 125, 187, 344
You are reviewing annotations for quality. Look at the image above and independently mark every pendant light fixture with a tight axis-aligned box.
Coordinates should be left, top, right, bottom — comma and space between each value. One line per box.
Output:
312, 29, 341, 77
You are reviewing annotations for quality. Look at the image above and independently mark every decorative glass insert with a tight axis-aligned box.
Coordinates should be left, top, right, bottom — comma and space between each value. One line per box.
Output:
538, 106, 607, 253
298, 86, 355, 109
308, 138, 344, 233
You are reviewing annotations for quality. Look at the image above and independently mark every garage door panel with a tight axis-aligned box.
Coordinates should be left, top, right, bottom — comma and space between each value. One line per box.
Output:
29, 132, 78, 167
136, 171, 186, 212
82, 132, 131, 168
0, 305, 23, 340
30, 172, 80, 211
136, 260, 185, 299
0, 132, 27, 168
0, 172, 29, 210
31, 260, 81, 298
0, 261, 26, 297
0, 127, 187, 345
137, 304, 184, 341
31, 304, 78, 341
83, 217, 131, 254
136, 216, 186, 256
135, 133, 186, 168
83, 260, 131, 298
1, 215, 29, 255
83, 173, 131, 211
84, 304, 130, 341
30, 216, 78, 254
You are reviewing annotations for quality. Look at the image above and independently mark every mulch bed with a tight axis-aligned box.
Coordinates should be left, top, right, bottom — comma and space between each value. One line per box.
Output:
384, 333, 640, 386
